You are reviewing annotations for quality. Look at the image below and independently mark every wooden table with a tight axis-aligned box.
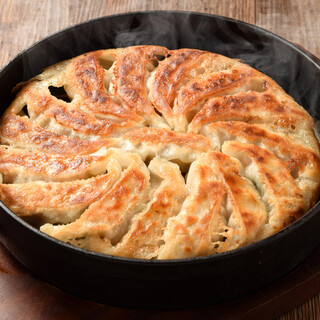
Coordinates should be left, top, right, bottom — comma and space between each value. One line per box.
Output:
0, 1, 320, 318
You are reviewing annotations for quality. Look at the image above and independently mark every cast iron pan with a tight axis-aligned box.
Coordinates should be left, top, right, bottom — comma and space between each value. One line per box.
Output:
0, 11, 320, 309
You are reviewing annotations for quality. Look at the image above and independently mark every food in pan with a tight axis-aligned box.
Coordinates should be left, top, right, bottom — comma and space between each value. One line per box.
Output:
0, 45, 319, 259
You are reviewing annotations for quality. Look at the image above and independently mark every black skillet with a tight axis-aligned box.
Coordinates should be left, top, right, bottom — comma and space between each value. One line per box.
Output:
0, 11, 320, 309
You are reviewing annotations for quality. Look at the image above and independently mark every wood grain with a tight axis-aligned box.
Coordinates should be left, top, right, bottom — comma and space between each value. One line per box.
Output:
0, 0, 320, 319
255, 0, 320, 58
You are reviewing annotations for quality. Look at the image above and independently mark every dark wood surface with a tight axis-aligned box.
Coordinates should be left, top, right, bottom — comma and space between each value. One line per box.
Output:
0, 241, 320, 320
1, 1, 320, 318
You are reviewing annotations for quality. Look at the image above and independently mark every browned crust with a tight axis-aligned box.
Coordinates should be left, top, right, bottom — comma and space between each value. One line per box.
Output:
0, 114, 112, 155
189, 91, 313, 133
122, 127, 211, 150
149, 49, 207, 116
67, 51, 143, 122
112, 46, 169, 126
0, 45, 318, 260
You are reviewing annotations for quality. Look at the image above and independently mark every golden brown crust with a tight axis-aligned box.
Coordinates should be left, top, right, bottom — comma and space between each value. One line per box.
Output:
222, 141, 306, 236
149, 49, 208, 118
0, 113, 113, 154
0, 46, 319, 260
0, 146, 116, 183
0, 158, 121, 225
158, 162, 225, 259
105, 159, 187, 259
189, 91, 313, 133
118, 127, 212, 164
66, 51, 143, 123
202, 121, 320, 198
24, 88, 142, 138
111, 45, 169, 128
40, 153, 151, 251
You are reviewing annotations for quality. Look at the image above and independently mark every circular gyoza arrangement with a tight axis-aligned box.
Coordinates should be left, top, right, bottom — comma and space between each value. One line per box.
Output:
0, 46, 319, 259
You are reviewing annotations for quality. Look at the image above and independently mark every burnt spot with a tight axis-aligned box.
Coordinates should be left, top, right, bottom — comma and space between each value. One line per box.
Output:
224, 174, 236, 184
261, 93, 274, 102
184, 246, 193, 253
285, 215, 297, 226
243, 125, 267, 138
275, 105, 285, 113
227, 76, 237, 85
209, 102, 221, 112
265, 172, 276, 184
241, 211, 256, 229
191, 82, 202, 92
244, 145, 267, 163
